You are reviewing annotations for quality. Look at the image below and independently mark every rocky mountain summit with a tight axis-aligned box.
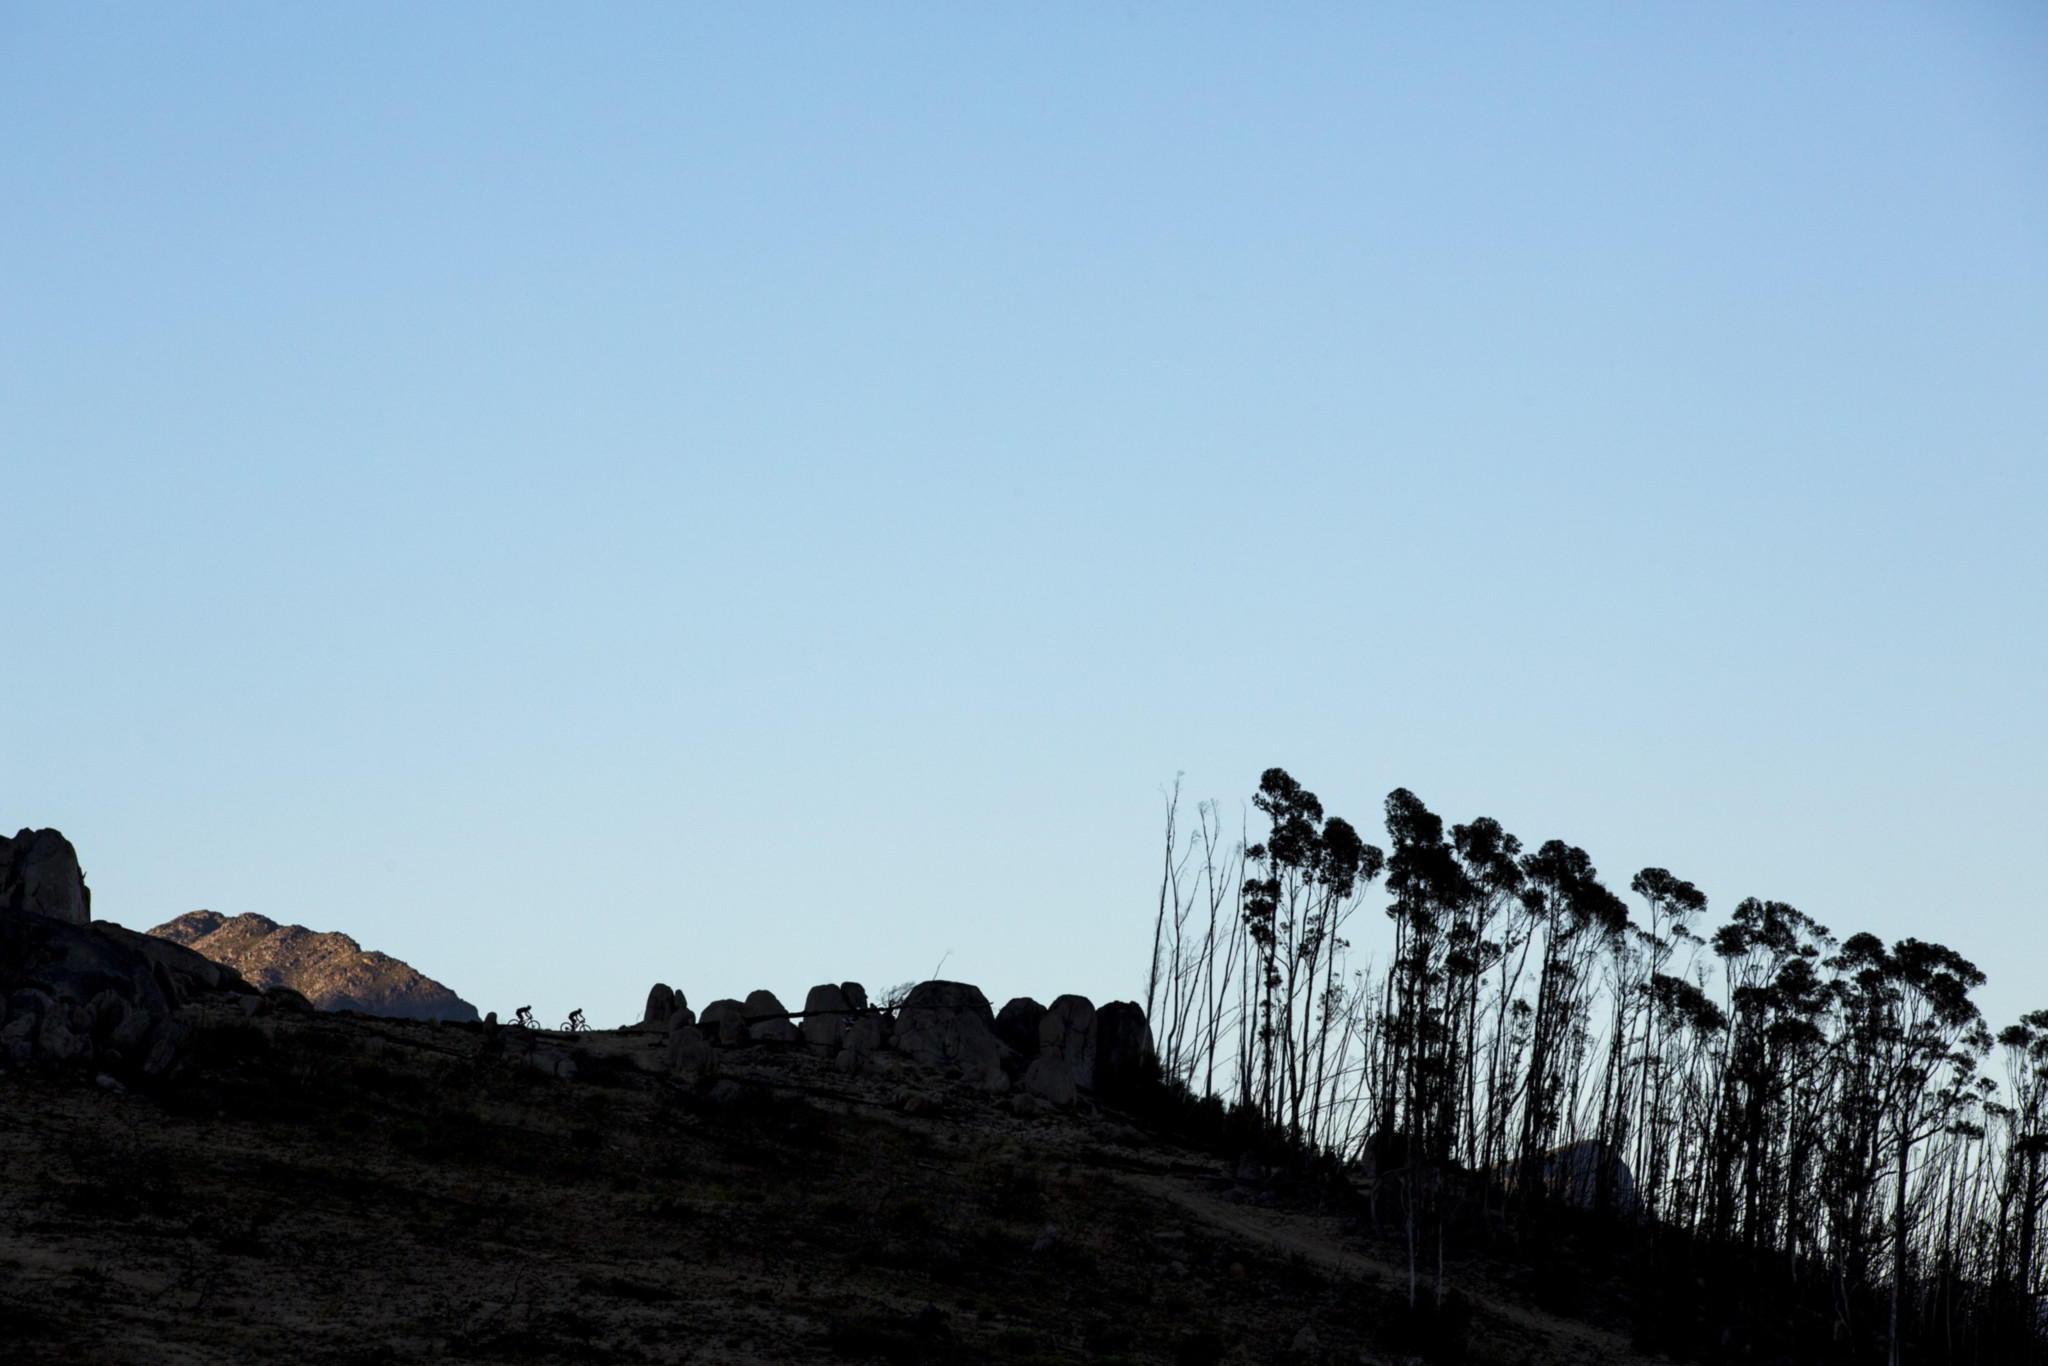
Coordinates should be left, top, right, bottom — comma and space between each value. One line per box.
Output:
149, 910, 478, 1022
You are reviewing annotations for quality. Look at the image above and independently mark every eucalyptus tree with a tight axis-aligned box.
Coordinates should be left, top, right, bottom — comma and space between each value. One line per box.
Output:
1992, 1011, 2048, 1345
1378, 787, 1477, 1164
1831, 933, 1988, 1365
1643, 968, 1727, 1232
1240, 767, 1382, 1145
1514, 839, 1630, 1202
1706, 898, 1835, 1250
1623, 868, 1709, 1222
1141, 765, 2047, 1362
1451, 815, 1525, 1174
1372, 788, 1486, 1312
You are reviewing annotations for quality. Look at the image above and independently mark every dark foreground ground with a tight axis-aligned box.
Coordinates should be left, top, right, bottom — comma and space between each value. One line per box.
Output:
0, 1008, 1655, 1365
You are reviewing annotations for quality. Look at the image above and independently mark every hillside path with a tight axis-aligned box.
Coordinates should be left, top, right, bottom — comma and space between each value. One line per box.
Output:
1119, 1172, 1658, 1365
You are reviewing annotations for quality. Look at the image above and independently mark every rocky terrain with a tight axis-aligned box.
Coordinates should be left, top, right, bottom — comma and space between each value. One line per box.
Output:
0, 1001, 1655, 1366
1, 829, 283, 1084
2, 828, 1659, 1365
149, 910, 478, 1023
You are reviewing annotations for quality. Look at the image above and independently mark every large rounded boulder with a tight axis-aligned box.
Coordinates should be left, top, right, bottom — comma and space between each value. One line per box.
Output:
0, 829, 91, 926
1093, 1001, 1156, 1101
892, 980, 1010, 1091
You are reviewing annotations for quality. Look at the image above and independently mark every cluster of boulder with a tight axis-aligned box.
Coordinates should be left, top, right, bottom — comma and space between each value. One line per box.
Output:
638, 977, 1156, 1108
5, 825, 1157, 1115
1, 828, 291, 1083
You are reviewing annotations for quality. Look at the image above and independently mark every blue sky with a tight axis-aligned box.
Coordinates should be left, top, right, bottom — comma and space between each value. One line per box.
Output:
4, 3, 2044, 1030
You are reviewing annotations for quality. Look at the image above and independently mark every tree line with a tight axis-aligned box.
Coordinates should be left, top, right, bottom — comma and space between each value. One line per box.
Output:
1144, 768, 2048, 1364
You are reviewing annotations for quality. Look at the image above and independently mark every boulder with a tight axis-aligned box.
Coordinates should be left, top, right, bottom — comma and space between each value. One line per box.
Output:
666, 1022, 713, 1078
835, 1013, 887, 1074
840, 982, 869, 1012
894, 990, 1011, 1092
1039, 995, 1097, 1089
139, 1013, 189, 1078
1484, 1140, 1641, 1216
800, 983, 851, 1049
37, 1009, 90, 1065
7, 987, 54, 1017
955, 1014, 1011, 1092
107, 997, 154, 1052
1021, 1053, 1078, 1107
0, 828, 91, 925
2, 1000, 41, 1068
899, 980, 996, 1032
995, 997, 1046, 1057
742, 989, 799, 1043
698, 999, 746, 1044
87, 987, 127, 1035
893, 998, 966, 1067
1093, 1001, 1155, 1100
642, 983, 677, 1026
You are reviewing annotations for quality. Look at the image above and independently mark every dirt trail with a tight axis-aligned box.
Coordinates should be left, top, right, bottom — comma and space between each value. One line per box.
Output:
1121, 1172, 1657, 1365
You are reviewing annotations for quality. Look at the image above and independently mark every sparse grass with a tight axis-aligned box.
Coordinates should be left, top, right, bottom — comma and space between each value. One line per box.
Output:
0, 1005, 1663, 1366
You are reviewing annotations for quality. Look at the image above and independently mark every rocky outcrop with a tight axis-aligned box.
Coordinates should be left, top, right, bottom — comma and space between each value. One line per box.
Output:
699, 998, 746, 1044
643, 983, 677, 1025
1, 834, 268, 1082
631, 973, 1151, 1107
1022, 1053, 1078, 1107
666, 1021, 713, 1077
800, 983, 853, 1049
893, 981, 1010, 1092
995, 996, 1046, 1057
741, 989, 799, 1043
148, 911, 477, 1023
0, 828, 92, 926
837, 1012, 887, 1072
0, 892, 272, 1081
1094, 1001, 1156, 1101
1039, 995, 1097, 1089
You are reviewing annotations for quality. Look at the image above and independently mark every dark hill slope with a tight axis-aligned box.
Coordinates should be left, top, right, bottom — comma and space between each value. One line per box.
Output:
0, 1008, 1650, 1366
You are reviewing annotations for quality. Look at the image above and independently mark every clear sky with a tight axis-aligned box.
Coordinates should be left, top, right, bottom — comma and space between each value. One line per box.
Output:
4, 3, 2044, 1032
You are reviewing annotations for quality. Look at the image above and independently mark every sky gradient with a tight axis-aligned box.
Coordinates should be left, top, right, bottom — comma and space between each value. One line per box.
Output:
4, 3, 2045, 1030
